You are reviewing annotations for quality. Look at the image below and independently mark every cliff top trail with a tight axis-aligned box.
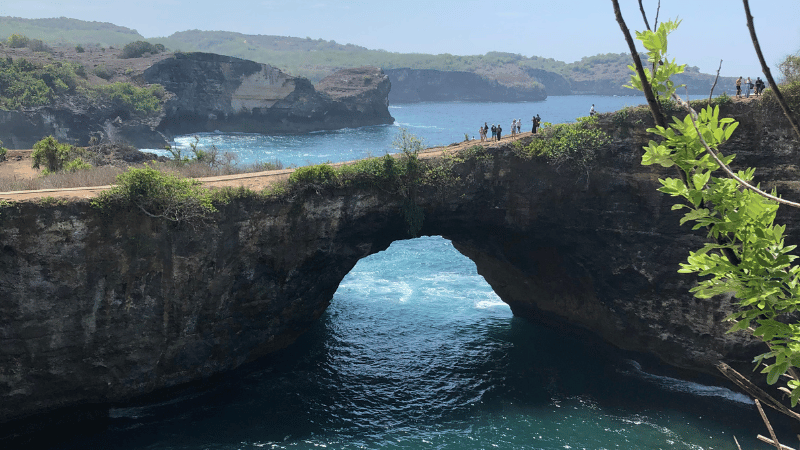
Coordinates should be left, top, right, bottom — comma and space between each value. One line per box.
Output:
0, 133, 534, 202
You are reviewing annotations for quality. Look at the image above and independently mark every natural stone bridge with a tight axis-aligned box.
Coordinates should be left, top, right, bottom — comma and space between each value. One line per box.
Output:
1, 101, 798, 423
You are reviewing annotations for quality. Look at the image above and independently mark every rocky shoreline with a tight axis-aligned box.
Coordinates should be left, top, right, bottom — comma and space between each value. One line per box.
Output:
0, 48, 394, 149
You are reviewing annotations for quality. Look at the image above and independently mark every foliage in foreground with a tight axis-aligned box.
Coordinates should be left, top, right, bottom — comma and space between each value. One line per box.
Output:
630, 21, 800, 405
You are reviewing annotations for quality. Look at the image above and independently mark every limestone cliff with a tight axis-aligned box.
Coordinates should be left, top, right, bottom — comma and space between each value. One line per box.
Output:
385, 68, 547, 103
143, 53, 394, 138
0, 52, 394, 149
0, 99, 797, 425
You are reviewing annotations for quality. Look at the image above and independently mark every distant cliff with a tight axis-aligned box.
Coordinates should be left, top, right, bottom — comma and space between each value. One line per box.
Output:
385, 68, 547, 103
143, 53, 393, 138
0, 50, 394, 149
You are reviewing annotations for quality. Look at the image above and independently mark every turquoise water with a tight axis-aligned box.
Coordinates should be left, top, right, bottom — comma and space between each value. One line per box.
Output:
54, 97, 795, 449
151, 95, 643, 167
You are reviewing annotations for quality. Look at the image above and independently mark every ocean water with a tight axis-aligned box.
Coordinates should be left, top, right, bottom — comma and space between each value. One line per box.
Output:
149, 95, 643, 166
52, 97, 795, 449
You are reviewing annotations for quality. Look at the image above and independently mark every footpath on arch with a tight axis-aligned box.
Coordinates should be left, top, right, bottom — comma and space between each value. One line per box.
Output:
0, 132, 535, 202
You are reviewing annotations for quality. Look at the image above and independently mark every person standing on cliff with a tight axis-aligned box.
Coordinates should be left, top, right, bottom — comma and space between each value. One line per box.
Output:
496, 124, 502, 141
517, 119, 521, 134
491, 124, 497, 141
590, 104, 596, 116
755, 77, 765, 96
511, 119, 517, 138
745, 76, 752, 98
736, 76, 742, 98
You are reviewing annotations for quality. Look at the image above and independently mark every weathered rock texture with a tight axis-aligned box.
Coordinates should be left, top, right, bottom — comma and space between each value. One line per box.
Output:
1, 99, 798, 424
385, 68, 547, 103
0, 52, 394, 149
143, 53, 394, 138
0, 94, 169, 150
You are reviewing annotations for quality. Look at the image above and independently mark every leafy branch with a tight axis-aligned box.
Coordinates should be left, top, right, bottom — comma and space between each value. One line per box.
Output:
618, 14, 800, 412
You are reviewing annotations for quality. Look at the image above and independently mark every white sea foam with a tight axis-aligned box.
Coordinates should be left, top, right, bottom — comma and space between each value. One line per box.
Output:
624, 360, 753, 404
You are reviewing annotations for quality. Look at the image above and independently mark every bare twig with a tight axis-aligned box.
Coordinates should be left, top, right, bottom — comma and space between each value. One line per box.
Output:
734, 436, 743, 450
756, 398, 786, 450
743, 0, 800, 140
637, 0, 651, 30
708, 60, 723, 108
757, 435, 796, 450
611, 0, 666, 130
653, 0, 661, 31
717, 363, 800, 421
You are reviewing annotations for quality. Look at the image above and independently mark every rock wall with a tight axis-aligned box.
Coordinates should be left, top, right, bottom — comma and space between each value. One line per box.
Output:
385, 68, 547, 103
0, 96, 169, 150
0, 53, 394, 149
143, 53, 394, 138
1, 99, 798, 424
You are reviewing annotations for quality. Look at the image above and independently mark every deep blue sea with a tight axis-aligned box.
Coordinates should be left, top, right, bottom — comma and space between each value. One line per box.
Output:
57, 96, 795, 449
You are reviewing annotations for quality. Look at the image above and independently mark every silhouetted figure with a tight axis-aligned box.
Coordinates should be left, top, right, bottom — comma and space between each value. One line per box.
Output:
497, 125, 502, 141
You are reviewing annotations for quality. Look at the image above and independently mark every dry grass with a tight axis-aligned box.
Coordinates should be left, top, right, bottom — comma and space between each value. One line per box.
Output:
0, 165, 125, 192
0, 160, 286, 192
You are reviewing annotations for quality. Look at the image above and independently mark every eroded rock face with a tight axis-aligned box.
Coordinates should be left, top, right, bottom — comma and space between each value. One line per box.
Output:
0, 53, 394, 149
143, 53, 394, 138
0, 100, 797, 423
385, 68, 547, 103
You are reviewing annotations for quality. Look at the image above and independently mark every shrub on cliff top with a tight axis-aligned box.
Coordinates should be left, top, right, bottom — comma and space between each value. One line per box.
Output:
32, 136, 75, 172
120, 40, 164, 59
92, 166, 219, 224
7, 34, 29, 48
517, 115, 610, 172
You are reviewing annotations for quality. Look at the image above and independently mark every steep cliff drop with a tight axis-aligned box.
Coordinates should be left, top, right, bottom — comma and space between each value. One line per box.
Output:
144, 53, 394, 139
0, 99, 797, 427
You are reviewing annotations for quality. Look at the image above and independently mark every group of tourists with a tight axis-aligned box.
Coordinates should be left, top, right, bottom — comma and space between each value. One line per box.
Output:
736, 76, 766, 98
479, 115, 542, 142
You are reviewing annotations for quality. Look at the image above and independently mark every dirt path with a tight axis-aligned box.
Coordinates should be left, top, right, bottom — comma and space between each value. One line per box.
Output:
0, 133, 533, 202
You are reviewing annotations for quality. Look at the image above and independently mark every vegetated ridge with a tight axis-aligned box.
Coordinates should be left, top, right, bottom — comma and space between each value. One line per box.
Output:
0, 16, 735, 101
0, 39, 394, 149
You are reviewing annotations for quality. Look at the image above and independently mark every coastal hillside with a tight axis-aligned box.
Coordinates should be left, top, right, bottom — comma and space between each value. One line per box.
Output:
0, 16, 144, 48
0, 17, 735, 100
0, 42, 393, 148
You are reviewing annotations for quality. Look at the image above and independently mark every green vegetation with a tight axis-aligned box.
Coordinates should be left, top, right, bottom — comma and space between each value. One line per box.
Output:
516, 116, 611, 171
0, 139, 6, 161
0, 17, 145, 47
0, 55, 164, 114
91, 166, 221, 224
84, 82, 165, 113
284, 130, 463, 236
628, 21, 800, 406
7, 33, 28, 48
0, 57, 81, 108
151, 30, 574, 83
92, 64, 114, 80
31, 136, 91, 174
120, 40, 165, 59
779, 52, 800, 85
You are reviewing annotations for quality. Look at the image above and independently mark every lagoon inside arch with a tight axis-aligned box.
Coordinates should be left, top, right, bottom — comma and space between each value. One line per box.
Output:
69, 97, 788, 449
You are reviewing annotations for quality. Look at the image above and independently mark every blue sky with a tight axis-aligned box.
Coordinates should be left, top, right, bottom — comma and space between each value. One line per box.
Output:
5, 0, 799, 78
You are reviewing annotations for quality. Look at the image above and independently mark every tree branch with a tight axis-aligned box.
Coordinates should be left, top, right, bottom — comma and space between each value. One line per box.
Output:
673, 92, 800, 209
637, 0, 651, 31
612, 0, 666, 130
708, 60, 723, 108
743, 0, 800, 140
